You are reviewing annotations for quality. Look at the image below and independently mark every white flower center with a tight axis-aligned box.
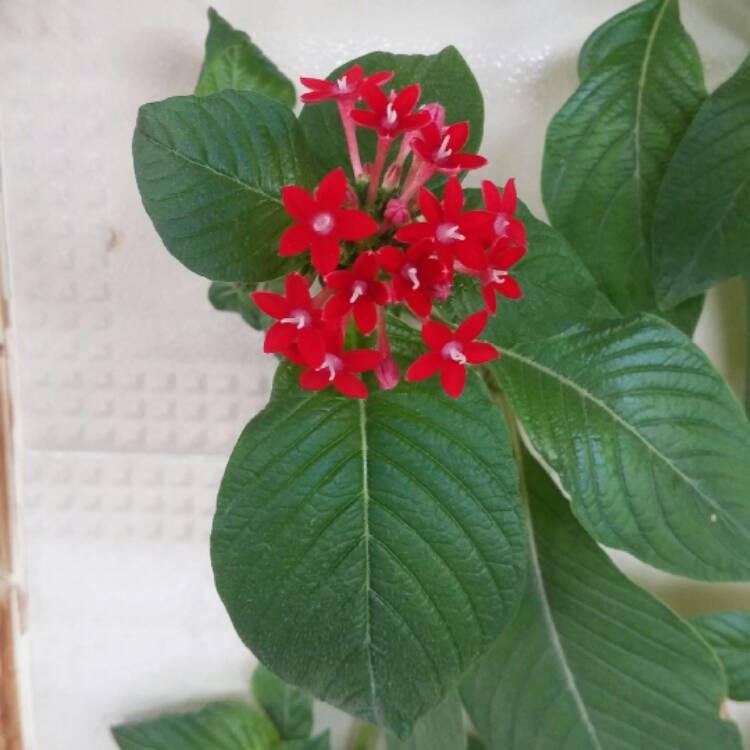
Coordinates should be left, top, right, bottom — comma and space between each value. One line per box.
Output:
311, 212, 335, 235
435, 223, 465, 244
441, 341, 466, 365
402, 265, 420, 290
336, 75, 349, 93
435, 134, 453, 162
349, 281, 367, 303
493, 213, 509, 237
382, 102, 398, 129
280, 308, 311, 329
316, 353, 343, 382
491, 269, 509, 285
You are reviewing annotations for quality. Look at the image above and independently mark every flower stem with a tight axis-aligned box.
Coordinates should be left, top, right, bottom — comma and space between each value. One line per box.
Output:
338, 100, 364, 179
367, 136, 392, 208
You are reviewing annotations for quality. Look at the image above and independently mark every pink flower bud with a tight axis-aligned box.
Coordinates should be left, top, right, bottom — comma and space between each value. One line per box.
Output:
431, 281, 453, 302
374, 357, 401, 390
344, 182, 360, 209
382, 163, 402, 191
420, 102, 446, 130
384, 198, 410, 226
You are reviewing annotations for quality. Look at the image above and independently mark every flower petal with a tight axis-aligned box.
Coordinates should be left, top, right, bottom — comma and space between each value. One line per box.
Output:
440, 360, 467, 398
251, 291, 290, 319
279, 223, 311, 256
325, 269, 355, 290
282, 185, 316, 219
455, 310, 488, 343
316, 168, 347, 210
454, 153, 487, 170
369, 280, 390, 306
362, 81, 388, 112
501, 178, 517, 213
285, 272, 312, 308
353, 299, 377, 335
297, 328, 326, 367
446, 121, 469, 151
300, 368, 331, 392
481, 179, 502, 212
342, 349, 383, 372
496, 275, 523, 299
378, 245, 405, 272
443, 177, 463, 220
394, 83, 421, 114
418, 187, 443, 224
310, 237, 340, 275
335, 210, 378, 241
332, 371, 368, 399
421, 320, 453, 350
394, 222, 433, 244
464, 341, 499, 364
323, 290, 352, 319
263, 321, 297, 353
482, 283, 498, 315
405, 351, 443, 381
352, 250, 380, 279
405, 287, 432, 318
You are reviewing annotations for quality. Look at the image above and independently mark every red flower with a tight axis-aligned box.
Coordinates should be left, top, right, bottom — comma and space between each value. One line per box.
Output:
251, 273, 327, 364
406, 311, 499, 398
300, 65, 394, 103
279, 168, 378, 275
299, 330, 382, 399
465, 238, 525, 314
350, 83, 432, 138
379, 242, 450, 318
323, 251, 389, 334
475, 179, 526, 246
411, 121, 487, 173
394, 178, 484, 267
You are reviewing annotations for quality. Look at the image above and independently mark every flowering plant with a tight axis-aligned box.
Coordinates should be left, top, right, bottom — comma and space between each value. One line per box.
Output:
127, 3, 750, 749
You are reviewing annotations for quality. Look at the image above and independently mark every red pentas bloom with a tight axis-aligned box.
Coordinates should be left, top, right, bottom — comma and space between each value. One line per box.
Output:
250, 65, 528, 400
323, 252, 389, 335
279, 168, 378, 275
299, 330, 382, 399
395, 178, 484, 267
300, 65, 393, 103
406, 312, 499, 398
251, 273, 327, 364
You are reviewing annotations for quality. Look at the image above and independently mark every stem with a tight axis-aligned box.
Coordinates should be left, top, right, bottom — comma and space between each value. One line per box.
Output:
338, 100, 364, 179
399, 160, 436, 205
367, 136, 392, 208
345, 721, 380, 750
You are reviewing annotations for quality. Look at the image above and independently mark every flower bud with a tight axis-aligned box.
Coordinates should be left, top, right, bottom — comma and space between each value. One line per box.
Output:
384, 198, 410, 226
374, 356, 401, 390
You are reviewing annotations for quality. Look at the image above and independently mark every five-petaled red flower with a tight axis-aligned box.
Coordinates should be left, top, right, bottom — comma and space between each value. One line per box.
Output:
406, 311, 499, 398
412, 121, 487, 173
299, 330, 382, 399
379, 242, 450, 318
251, 273, 327, 365
280, 168, 378, 275
351, 83, 432, 138
300, 64, 394, 103
474, 178, 527, 246
465, 238, 526, 313
324, 251, 389, 335
395, 178, 484, 267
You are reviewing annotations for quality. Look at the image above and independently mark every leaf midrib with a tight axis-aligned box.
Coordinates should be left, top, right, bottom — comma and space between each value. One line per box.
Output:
499, 345, 748, 538
135, 126, 284, 207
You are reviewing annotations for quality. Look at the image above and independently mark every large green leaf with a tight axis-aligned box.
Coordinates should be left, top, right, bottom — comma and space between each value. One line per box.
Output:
692, 611, 750, 702
280, 734, 331, 750
653, 53, 750, 308
442, 198, 619, 348
490, 315, 750, 580
112, 701, 279, 750
133, 90, 315, 282
746, 274, 750, 417
461, 456, 742, 750
299, 47, 483, 181
211, 365, 526, 736
251, 664, 313, 740
386, 691, 465, 750
542, 0, 706, 327
196, 8, 295, 107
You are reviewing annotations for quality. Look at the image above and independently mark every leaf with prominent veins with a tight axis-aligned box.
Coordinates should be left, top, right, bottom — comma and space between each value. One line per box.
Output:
461, 455, 743, 750
211, 365, 526, 736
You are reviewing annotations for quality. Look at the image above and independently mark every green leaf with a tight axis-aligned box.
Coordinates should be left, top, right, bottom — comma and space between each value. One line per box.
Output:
196, 8, 295, 107
489, 314, 750, 580
133, 90, 315, 283
542, 0, 706, 326
385, 691, 465, 750
461, 456, 742, 750
653, 53, 750, 308
443, 198, 619, 347
112, 701, 279, 750
746, 274, 750, 417
466, 738, 485, 750
692, 611, 750, 702
211, 365, 527, 736
279, 732, 331, 750
252, 664, 313, 740
209, 281, 265, 330
299, 47, 483, 181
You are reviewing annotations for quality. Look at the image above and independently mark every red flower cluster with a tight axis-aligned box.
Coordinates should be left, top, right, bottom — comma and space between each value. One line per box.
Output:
251, 64, 527, 399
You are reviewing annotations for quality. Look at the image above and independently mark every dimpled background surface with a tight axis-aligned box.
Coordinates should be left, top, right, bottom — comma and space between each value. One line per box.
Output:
0, 0, 748, 747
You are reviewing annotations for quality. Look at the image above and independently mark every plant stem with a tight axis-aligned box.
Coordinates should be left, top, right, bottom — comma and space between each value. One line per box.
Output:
345, 721, 381, 750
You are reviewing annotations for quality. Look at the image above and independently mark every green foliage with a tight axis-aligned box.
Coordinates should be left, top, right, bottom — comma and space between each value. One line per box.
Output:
112, 701, 279, 750
251, 664, 314, 740
461, 456, 742, 750
692, 611, 750, 702
653, 53, 750, 307
196, 8, 295, 107
385, 692, 465, 750
299, 47, 483, 181
133, 90, 315, 283
542, 0, 706, 331
211, 365, 526, 736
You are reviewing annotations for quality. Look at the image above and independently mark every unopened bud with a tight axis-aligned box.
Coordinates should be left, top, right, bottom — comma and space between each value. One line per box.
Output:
382, 163, 402, 191
384, 198, 410, 226
374, 357, 401, 390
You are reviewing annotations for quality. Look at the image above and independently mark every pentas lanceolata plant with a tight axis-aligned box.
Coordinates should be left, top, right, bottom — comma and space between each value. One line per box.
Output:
250, 65, 526, 399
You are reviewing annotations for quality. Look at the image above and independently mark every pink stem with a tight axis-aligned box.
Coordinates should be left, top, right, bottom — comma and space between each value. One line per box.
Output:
366, 136, 392, 208
400, 160, 437, 205
376, 306, 391, 355
338, 100, 363, 179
